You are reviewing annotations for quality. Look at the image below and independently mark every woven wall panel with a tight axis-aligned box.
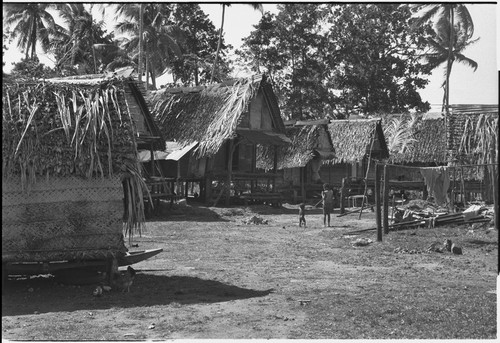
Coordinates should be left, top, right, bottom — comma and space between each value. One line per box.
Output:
2, 234, 127, 263
3, 186, 123, 206
2, 176, 122, 192
2, 200, 123, 225
2, 175, 127, 263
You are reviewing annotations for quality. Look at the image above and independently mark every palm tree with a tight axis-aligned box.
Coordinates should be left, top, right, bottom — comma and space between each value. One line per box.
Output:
114, 3, 184, 89
411, 4, 474, 115
210, 3, 264, 83
3, 3, 60, 60
421, 20, 479, 112
51, 4, 122, 74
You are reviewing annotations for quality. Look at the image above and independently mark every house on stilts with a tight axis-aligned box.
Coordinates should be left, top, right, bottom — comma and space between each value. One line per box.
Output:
147, 74, 290, 206
257, 120, 335, 203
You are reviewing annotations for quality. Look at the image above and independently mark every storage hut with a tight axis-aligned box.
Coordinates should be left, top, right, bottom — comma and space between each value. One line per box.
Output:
257, 121, 335, 203
148, 74, 290, 205
2, 69, 163, 279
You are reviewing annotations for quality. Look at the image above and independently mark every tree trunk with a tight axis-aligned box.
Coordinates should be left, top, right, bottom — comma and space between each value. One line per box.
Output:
138, 3, 144, 83
211, 4, 226, 83
444, 6, 455, 115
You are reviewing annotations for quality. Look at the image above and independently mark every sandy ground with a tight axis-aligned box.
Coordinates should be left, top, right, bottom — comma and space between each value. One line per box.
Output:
2, 202, 498, 340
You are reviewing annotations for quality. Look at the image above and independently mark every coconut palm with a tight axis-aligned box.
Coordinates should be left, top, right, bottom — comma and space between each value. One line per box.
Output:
384, 114, 418, 158
50, 4, 125, 74
210, 3, 264, 83
114, 3, 184, 89
421, 20, 479, 112
3, 3, 60, 60
411, 4, 474, 115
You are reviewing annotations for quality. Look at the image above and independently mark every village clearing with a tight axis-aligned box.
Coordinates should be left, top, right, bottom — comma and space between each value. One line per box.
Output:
2, 202, 497, 340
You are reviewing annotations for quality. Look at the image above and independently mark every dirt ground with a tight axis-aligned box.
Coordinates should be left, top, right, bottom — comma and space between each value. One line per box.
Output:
2, 202, 498, 340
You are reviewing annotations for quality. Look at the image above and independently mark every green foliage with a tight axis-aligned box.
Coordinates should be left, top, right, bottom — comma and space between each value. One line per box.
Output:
51, 4, 121, 75
237, 4, 433, 119
114, 3, 185, 89
3, 3, 60, 60
10, 57, 59, 79
410, 4, 477, 113
168, 3, 230, 86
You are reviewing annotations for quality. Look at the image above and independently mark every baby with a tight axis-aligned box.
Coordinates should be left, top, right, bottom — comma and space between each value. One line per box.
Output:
299, 203, 306, 227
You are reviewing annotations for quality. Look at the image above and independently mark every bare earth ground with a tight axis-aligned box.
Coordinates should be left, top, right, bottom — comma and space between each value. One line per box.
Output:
2, 202, 498, 340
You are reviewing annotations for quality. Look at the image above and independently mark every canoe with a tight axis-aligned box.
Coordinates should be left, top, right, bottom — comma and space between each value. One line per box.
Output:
118, 248, 163, 266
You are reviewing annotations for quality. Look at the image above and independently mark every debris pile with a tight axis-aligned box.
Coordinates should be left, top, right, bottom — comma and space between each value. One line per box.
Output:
392, 203, 493, 230
242, 216, 268, 225
351, 238, 373, 247
394, 239, 464, 255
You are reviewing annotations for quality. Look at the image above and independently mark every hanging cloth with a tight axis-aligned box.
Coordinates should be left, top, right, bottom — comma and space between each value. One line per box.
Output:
420, 167, 450, 206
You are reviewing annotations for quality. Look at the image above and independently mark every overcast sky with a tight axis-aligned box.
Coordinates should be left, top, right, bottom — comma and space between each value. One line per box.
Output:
3, 2, 498, 106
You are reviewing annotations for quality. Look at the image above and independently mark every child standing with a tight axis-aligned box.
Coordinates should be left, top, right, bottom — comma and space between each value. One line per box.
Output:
298, 203, 306, 227
322, 183, 334, 227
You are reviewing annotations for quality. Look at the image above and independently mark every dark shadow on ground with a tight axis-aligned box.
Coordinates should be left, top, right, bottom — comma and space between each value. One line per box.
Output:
463, 238, 498, 246
145, 203, 229, 223
2, 273, 274, 316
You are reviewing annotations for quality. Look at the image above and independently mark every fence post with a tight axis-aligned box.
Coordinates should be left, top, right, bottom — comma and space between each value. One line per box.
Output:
340, 177, 346, 214
383, 163, 389, 234
375, 162, 382, 242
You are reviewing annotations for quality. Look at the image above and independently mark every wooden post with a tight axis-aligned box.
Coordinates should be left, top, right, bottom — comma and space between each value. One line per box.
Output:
301, 167, 306, 203
272, 145, 278, 192
340, 177, 346, 214
176, 161, 181, 196
374, 162, 382, 242
391, 195, 396, 224
383, 163, 389, 234
358, 132, 376, 219
205, 159, 212, 205
150, 145, 155, 176
490, 144, 498, 229
226, 139, 234, 206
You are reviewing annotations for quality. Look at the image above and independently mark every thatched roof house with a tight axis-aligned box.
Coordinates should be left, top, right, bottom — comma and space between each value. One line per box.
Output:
148, 74, 288, 157
2, 69, 162, 268
327, 118, 389, 164
148, 74, 289, 205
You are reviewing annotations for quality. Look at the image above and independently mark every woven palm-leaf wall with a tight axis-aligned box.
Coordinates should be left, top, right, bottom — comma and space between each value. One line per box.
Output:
149, 75, 276, 158
326, 119, 380, 164
257, 125, 320, 170
449, 110, 498, 180
2, 78, 143, 263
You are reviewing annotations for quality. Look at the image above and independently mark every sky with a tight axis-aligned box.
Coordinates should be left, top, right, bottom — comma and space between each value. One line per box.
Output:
2, 2, 498, 107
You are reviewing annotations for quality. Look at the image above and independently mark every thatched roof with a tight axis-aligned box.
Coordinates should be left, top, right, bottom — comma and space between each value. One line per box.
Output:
148, 74, 287, 158
257, 124, 334, 170
389, 118, 447, 164
2, 70, 162, 183
326, 119, 389, 164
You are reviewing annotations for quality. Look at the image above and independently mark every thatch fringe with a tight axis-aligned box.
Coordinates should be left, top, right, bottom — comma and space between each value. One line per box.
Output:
2, 80, 135, 187
149, 76, 262, 157
3, 78, 148, 236
456, 113, 498, 179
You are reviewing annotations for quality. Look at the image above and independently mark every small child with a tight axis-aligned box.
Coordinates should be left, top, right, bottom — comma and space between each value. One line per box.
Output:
322, 183, 334, 227
298, 203, 306, 227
